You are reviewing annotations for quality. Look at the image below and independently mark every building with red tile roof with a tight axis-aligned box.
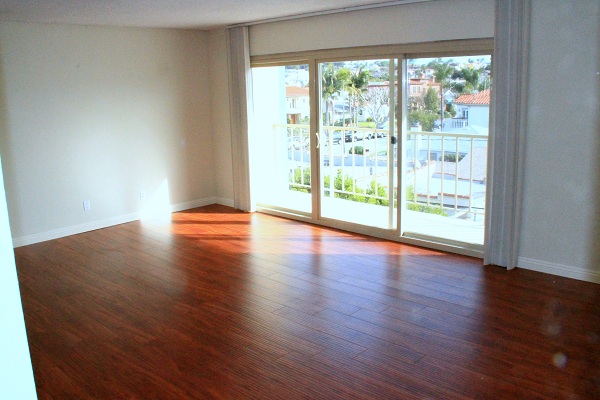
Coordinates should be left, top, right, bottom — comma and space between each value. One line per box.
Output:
452, 89, 491, 129
454, 89, 491, 105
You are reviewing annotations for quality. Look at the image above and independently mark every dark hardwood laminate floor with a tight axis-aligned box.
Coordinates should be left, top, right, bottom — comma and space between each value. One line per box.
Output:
15, 205, 600, 399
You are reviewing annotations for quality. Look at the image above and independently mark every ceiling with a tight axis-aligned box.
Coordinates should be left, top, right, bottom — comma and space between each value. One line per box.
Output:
0, 0, 429, 30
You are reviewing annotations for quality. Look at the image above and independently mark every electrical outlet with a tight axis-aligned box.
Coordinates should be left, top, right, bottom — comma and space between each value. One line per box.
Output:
83, 200, 91, 211
139, 190, 146, 201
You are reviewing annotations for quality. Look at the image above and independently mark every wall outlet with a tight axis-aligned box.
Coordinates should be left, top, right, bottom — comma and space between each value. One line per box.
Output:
83, 200, 91, 211
139, 190, 146, 201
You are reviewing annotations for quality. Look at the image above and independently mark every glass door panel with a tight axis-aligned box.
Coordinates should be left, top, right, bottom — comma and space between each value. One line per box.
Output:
318, 59, 398, 230
401, 56, 491, 245
252, 64, 312, 214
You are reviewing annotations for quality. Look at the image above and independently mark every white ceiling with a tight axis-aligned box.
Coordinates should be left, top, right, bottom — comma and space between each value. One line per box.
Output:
0, 0, 429, 30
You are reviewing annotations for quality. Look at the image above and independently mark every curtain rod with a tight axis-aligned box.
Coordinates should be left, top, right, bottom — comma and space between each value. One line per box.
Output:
227, 0, 436, 28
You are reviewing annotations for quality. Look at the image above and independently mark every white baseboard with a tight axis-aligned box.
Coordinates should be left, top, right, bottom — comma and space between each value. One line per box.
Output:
518, 257, 600, 284
213, 197, 235, 207
12, 197, 232, 248
170, 198, 214, 213
12, 212, 140, 248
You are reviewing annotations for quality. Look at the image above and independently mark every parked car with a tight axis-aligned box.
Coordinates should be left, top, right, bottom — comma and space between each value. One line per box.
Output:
345, 131, 361, 142
331, 131, 342, 145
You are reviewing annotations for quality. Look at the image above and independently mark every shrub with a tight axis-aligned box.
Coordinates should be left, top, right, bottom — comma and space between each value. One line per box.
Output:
349, 146, 364, 155
443, 153, 465, 162
289, 167, 311, 192
408, 110, 437, 132
366, 181, 389, 206
292, 174, 447, 217
405, 185, 448, 216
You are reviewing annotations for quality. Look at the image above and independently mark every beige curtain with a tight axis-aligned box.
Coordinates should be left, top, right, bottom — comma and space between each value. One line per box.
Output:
227, 26, 255, 212
484, 0, 530, 268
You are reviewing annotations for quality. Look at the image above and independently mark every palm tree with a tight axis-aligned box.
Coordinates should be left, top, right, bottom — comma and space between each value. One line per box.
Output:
321, 64, 350, 127
346, 67, 370, 126
433, 60, 454, 130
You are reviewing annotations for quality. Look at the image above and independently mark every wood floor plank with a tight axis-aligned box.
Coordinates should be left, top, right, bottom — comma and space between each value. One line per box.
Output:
14, 204, 600, 399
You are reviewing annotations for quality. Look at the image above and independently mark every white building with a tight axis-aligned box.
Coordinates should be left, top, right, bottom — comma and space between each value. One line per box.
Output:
452, 89, 491, 128
286, 86, 310, 124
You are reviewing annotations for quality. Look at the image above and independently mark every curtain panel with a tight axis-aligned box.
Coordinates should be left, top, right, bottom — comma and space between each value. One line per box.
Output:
227, 26, 255, 212
484, 0, 530, 268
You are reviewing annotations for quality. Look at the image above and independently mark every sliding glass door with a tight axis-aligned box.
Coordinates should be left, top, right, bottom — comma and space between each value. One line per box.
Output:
400, 55, 491, 246
252, 64, 312, 215
318, 59, 398, 230
251, 45, 492, 253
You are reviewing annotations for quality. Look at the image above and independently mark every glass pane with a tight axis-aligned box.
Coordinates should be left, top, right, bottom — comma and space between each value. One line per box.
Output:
319, 59, 398, 230
252, 64, 311, 214
402, 56, 491, 245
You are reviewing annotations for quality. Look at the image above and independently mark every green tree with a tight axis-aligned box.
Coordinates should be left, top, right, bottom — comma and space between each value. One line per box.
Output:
423, 87, 439, 113
446, 103, 456, 117
322, 64, 350, 127
346, 67, 370, 126
461, 67, 480, 87
408, 110, 437, 132
478, 76, 491, 92
452, 81, 475, 95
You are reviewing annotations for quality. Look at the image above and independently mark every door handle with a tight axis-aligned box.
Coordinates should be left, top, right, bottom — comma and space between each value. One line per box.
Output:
316, 132, 321, 149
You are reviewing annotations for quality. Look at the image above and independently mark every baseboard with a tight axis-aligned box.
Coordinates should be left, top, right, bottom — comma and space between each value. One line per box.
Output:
212, 197, 235, 207
518, 257, 600, 284
12, 197, 227, 248
12, 212, 140, 248
170, 198, 216, 213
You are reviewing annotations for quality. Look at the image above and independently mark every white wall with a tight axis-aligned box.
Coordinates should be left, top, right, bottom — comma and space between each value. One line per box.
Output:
207, 29, 234, 205
468, 105, 489, 130
518, 0, 600, 282
0, 155, 37, 399
249, 0, 494, 56
0, 22, 214, 244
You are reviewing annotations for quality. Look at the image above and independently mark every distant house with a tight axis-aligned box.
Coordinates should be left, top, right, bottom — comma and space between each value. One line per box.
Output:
443, 89, 455, 104
452, 89, 491, 128
409, 78, 441, 99
286, 86, 310, 124
332, 103, 351, 123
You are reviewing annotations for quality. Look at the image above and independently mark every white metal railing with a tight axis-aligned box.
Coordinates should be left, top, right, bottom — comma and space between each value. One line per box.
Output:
319, 125, 392, 206
276, 123, 488, 221
281, 124, 311, 192
406, 130, 487, 221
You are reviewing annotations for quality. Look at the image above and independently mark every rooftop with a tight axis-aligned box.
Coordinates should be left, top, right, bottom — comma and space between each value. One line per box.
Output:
286, 86, 309, 97
454, 89, 491, 105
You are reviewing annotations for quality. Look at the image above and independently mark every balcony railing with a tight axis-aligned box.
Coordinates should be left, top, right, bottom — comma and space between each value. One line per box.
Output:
276, 124, 487, 221
405, 130, 487, 221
